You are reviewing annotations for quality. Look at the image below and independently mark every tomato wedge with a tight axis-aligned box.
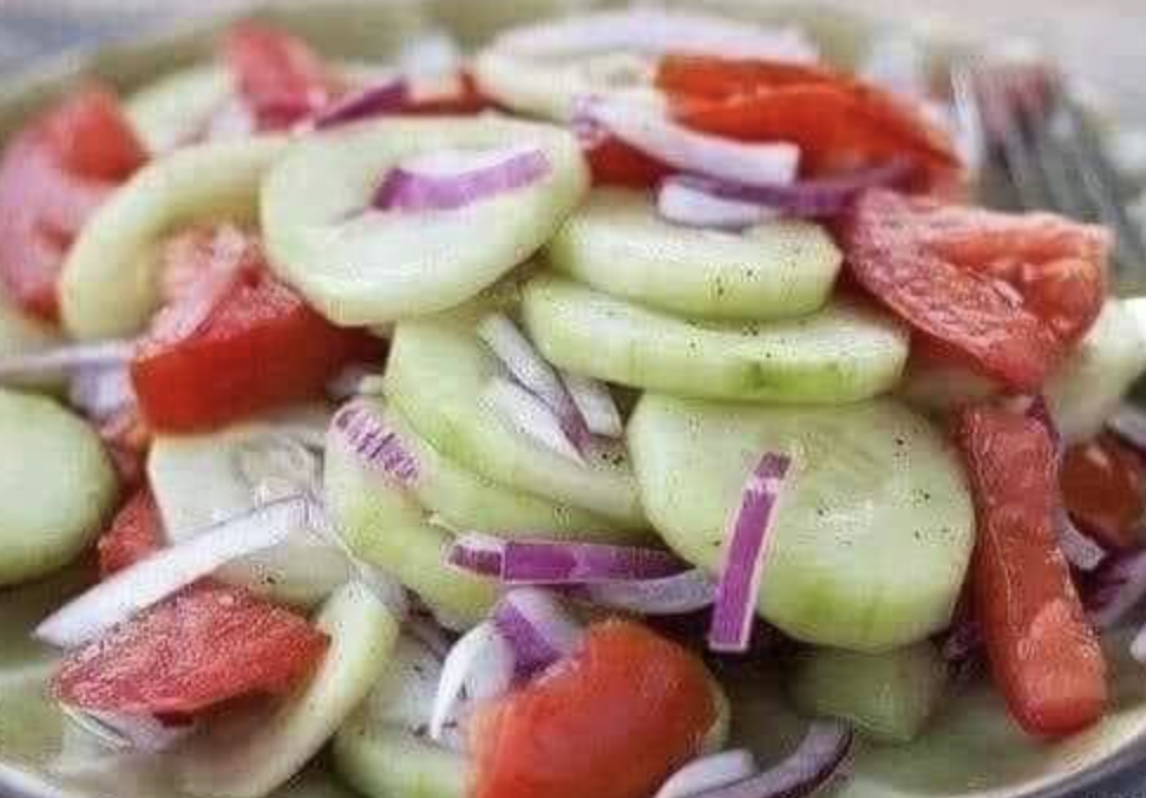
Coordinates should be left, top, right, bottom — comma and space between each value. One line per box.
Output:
470, 619, 716, 798
0, 86, 146, 319
839, 189, 1108, 391
223, 23, 339, 131
955, 405, 1107, 737
97, 489, 163, 578
130, 228, 378, 433
53, 581, 328, 716
656, 55, 962, 193
1061, 434, 1146, 551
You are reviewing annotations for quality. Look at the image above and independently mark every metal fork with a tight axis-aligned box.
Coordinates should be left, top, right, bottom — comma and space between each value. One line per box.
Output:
951, 60, 1146, 293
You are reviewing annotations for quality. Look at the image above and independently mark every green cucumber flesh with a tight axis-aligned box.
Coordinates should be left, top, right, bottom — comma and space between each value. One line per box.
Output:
124, 65, 233, 154
59, 136, 289, 340
788, 642, 949, 744
179, 582, 399, 798
261, 116, 588, 326
323, 421, 499, 626
627, 393, 975, 651
0, 390, 118, 586
384, 313, 646, 525
548, 189, 842, 320
334, 724, 468, 798
523, 275, 910, 405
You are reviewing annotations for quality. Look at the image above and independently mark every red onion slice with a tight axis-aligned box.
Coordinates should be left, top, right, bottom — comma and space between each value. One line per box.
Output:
496, 10, 817, 63
332, 400, 420, 486
1107, 406, 1146, 454
373, 145, 550, 213
658, 179, 781, 230
482, 376, 585, 465
1085, 549, 1146, 630
311, 78, 408, 130
709, 452, 792, 653
580, 99, 800, 188
35, 496, 309, 649
446, 533, 506, 578
492, 588, 583, 678
1055, 510, 1107, 572
560, 371, 623, 439
659, 161, 914, 221
576, 569, 717, 616
448, 534, 686, 585
0, 340, 134, 382
688, 721, 853, 798
655, 749, 758, 798
429, 621, 514, 742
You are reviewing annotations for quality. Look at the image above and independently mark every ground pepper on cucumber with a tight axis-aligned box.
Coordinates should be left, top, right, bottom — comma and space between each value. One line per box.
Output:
0, 9, 1144, 798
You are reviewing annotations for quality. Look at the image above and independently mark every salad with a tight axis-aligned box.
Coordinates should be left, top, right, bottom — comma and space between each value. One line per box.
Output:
0, 9, 1145, 798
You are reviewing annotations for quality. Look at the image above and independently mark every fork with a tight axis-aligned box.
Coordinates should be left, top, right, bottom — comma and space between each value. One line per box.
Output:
951, 60, 1146, 294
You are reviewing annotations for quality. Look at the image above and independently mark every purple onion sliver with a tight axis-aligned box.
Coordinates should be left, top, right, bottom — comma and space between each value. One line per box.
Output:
501, 540, 685, 585
374, 146, 550, 213
709, 452, 791, 653
332, 401, 420, 486
1055, 509, 1107, 572
577, 569, 717, 615
1107, 406, 1146, 454
446, 533, 506, 577
689, 721, 853, 798
313, 79, 409, 130
492, 588, 583, 679
939, 617, 983, 665
1086, 549, 1146, 629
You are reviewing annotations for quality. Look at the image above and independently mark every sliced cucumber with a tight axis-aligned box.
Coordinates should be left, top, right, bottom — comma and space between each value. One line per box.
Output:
359, 396, 642, 541
523, 275, 910, 405
627, 394, 975, 651
148, 405, 351, 607
125, 65, 233, 154
0, 296, 67, 392
548, 189, 842, 320
384, 315, 646, 525
261, 116, 588, 326
0, 390, 118, 586
334, 724, 468, 798
788, 642, 949, 744
179, 581, 399, 798
59, 136, 289, 340
324, 420, 499, 625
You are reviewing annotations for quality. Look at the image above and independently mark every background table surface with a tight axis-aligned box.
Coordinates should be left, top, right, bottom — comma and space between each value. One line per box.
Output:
0, 1, 1144, 797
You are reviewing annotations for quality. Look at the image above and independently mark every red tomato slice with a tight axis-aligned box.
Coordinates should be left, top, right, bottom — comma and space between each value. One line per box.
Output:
223, 23, 339, 131
838, 189, 1108, 391
584, 136, 671, 188
470, 620, 716, 798
955, 405, 1107, 737
130, 229, 378, 433
52, 581, 328, 715
1061, 434, 1146, 551
0, 87, 145, 319
97, 489, 163, 577
656, 55, 962, 193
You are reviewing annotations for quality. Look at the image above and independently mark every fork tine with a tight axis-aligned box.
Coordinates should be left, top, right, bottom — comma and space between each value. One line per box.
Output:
1019, 86, 1097, 218
974, 58, 1053, 210
948, 64, 987, 173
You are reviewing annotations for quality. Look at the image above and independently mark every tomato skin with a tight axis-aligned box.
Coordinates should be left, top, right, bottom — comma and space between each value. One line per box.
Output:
955, 406, 1107, 737
223, 23, 338, 131
131, 231, 378, 433
470, 620, 716, 798
53, 581, 328, 716
97, 489, 163, 577
585, 136, 671, 188
657, 55, 962, 193
0, 87, 145, 319
838, 189, 1107, 391
1061, 435, 1146, 551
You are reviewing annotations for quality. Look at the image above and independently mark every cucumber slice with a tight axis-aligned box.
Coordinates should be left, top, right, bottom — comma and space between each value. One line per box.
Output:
523, 275, 910, 405
384, 315, 646, 525
334, 724, 468, 798
148, 405, 351, 607
324, 420, 499, 625
125, 65, 233, 154
548, 189, 842, 320
261, 116, 588, 326
788, 642, 949, 744
59, 136, 289, 340
0, 390, 118, 586
359, 396, 641, 541
179, 581, 399, 798
627, 394, 975, 651
0, 296, 67, 392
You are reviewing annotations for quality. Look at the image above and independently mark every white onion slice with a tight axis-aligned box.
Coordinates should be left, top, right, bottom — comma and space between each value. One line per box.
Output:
655, 749, 759, 798
69, 365, 136, 421
482, 376, 584, 464
429, 621, 515, 743
578, 569, 717, 616
658, 179, 781, 230
492, 588, 584, 678
63, 707, 194, 754
0, 340, 134, 382
1131, 626, 1146, 665
374, 145, 550, 213
709, 452, 792, 653
580, 99, 800, 188
560, 371, 622, 438
35, 497, 308, 649
495, 10, 817, 63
